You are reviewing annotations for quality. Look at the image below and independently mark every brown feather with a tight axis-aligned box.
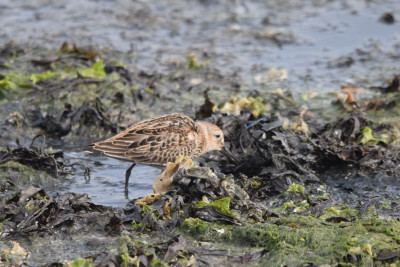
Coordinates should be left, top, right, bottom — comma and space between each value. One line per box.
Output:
85, 113, 225, 165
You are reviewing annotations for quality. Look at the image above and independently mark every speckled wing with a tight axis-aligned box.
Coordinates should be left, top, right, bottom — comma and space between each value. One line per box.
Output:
89, 114, 203, 164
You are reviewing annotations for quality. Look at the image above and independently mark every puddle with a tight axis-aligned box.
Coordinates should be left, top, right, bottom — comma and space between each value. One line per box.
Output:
49, 152, 161, 207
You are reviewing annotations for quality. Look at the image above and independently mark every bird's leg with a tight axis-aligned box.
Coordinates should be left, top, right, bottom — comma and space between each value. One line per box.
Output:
125, 162, 136, 193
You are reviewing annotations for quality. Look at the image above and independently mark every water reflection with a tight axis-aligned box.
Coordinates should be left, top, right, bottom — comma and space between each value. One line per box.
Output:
57, 152, 160, 207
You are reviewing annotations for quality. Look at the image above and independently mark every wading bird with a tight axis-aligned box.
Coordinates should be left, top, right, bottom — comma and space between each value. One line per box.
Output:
85, 113, 236, 192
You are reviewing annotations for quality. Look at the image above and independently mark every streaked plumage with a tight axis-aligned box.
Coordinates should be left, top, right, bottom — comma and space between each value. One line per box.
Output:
85, 113, 225, 165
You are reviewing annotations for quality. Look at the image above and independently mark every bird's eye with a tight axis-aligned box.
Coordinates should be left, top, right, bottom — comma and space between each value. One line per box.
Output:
215, 134, 221, 139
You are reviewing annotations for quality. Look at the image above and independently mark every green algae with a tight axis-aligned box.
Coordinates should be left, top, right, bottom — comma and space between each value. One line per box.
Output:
141, 203, 153, 214
0, 79, 17, 97
186, 53, 201, 70
0, 60, 106, 104
144, 87, 154, 94
178, 214, 400, 266
218, 95, 271, 118
319, 205, 360, 220
70, 257, 93, 267
180, 218, 211, 239
359, 127, 389, 145
195, 197, 235, 217
77, 61, 106, 79
0, 161, 53, 185
249, 96, 267, 117
30, 70, 56, 84
117, 234, 169, 267
279, 200, 310, 213
131, 221, 143, 230
286, 183, 305, 195
24, 200, 36, 212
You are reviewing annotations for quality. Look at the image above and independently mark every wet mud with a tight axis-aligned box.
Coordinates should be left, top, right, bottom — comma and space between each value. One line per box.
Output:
1, 0, 400, 266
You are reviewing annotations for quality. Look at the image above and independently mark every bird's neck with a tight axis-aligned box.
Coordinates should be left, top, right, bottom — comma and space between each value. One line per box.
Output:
196, 122, 209, 154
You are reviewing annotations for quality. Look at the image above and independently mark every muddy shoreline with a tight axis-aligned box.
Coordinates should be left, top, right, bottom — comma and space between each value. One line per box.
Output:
1, 42, 400, 266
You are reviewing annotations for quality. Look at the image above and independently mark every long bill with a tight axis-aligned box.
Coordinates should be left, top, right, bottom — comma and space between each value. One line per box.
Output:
221, 146, 238, 164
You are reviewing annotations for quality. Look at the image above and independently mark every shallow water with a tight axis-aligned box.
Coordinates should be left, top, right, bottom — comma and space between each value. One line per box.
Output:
1, 0, 399, 92
49, 152, 161, 207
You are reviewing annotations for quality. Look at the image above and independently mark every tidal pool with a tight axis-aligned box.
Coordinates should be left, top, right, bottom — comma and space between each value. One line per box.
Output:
51, 152, 161, 207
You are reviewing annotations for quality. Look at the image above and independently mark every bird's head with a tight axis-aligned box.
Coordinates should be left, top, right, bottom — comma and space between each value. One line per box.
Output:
197, 121, 238, 163
197, 121, 225, 152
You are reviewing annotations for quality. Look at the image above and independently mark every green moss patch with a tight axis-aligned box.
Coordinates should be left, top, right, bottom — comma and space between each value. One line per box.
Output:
178, 215, 400, 266
0, 161, 52, 185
